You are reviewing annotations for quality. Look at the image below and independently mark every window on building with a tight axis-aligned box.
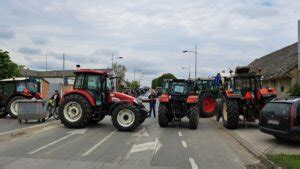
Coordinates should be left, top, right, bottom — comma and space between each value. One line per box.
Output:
281, 86, 284, 92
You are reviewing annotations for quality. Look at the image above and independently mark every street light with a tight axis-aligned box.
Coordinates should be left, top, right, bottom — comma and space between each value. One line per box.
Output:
183, 45, 198, 79
134, 66, 141, 81
111, 53, 123, 71
182, 66, 191, 79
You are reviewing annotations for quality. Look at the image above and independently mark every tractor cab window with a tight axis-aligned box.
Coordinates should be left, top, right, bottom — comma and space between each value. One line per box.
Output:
27, 82, 37, 93
106, 78, 113, 91
74, 74, 85, 89
16, 82, 26, 92
171, 82, 187, 95
86, 75, 101, 90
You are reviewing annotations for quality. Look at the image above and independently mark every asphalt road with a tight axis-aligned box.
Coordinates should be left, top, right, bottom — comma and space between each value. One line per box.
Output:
0, 105, 262, 169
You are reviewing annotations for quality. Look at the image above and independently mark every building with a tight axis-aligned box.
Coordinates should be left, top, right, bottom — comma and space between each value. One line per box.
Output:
20, 68, 112, 98
248, 43, 298, 97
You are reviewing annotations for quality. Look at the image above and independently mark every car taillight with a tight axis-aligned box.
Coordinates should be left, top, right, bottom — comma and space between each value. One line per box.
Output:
290, 103, 295, 128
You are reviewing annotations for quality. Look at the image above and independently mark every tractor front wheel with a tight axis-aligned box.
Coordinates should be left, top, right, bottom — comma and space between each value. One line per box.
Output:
59, 94, 92, 128
222, 99, 239, 129
188, 105, 199, 129
111, 104, 141, 131
158, 104, 169, 127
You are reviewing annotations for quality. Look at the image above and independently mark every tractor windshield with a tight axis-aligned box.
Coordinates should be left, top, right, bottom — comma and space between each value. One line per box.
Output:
234, 76, 261, 91
171, 82, 188, 95
106, 78, 113, 91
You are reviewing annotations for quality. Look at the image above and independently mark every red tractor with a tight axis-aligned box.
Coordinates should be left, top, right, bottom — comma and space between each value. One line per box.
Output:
0, 77, 42, 119
220, 67, 277, 129
59, 69, 148, 131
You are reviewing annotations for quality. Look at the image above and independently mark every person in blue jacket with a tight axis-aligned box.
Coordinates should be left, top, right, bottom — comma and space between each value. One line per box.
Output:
214, 73, 222, 87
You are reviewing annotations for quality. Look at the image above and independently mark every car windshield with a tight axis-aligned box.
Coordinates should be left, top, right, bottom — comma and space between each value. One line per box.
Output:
171, 82, 187, 95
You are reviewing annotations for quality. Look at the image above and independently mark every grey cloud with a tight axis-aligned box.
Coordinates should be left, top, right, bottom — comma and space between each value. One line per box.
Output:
32, 37, 49, 45
18, 47, 42, 55
0, 28, 15, 39
234, 7, 279, 19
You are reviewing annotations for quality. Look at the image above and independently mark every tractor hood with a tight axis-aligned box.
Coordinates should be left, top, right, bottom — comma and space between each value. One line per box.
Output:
109, 92, 136, 104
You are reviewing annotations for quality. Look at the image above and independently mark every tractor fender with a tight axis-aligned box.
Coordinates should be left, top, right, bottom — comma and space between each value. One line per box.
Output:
109, 101, 133, 115
63, 90, 96, 107
159, 94, 169, 103
224, 91, 242, 99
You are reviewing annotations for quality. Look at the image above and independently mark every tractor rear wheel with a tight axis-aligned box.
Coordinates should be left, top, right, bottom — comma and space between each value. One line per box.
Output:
222, 99, 239, 129
7, 95, 26, 119
59, 94, 92, 128
111, 104, 141, 131
158, 104, 169, 127
90, 114, 105, 124
199, 93, 217, 117
188, 105, 199, 129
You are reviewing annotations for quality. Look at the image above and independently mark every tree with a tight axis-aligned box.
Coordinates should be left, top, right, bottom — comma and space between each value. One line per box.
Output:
112, 63, 127, 91
0, 50, 21, 80
151, 73, 177, 89
127, 80, 140, 90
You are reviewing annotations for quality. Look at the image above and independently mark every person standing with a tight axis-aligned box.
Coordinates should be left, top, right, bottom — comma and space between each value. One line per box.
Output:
214, 73, 222, 88
50, 90, 61, 108
148, 90, 157, 118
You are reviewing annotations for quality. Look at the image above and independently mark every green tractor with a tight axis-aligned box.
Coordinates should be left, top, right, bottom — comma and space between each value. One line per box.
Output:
194, 78, 220, 117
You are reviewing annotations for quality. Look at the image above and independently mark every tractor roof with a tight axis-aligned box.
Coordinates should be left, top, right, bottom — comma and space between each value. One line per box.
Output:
75, 69, 108, 75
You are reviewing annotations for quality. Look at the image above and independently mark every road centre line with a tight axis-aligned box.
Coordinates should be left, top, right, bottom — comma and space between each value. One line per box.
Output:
82, 130, 117, 157
182, 140, 187, 148
189, 158, 198, 169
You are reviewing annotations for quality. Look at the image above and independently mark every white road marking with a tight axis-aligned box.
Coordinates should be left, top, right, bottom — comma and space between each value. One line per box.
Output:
82, 130, 117, 157
178, 131, 182, 137
130, 138, 161, 153
189, 158, 198, 169
182, 140, 187, 148
28, 129, 87, 155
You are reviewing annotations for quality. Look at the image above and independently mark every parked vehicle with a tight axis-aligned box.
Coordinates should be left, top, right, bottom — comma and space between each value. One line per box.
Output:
158, 79, 199, 129
220, 67, 277, 129
194, 78, 220, 117
59, 69, 148, 131
0, 77, 42, 119
260, 97, 300, 141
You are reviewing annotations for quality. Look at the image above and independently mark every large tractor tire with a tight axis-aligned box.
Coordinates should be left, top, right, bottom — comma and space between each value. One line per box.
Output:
6, 95, 27, 119
215, 98, 223, 122
188, 105, 199, 129
222, 99, 239, 129
199, 93, 217, 118
0, 107, 8, 118
111, 103, 141, 131
90, 114, 105, 124
59, 94, 92, 128
158, 104, 169, 127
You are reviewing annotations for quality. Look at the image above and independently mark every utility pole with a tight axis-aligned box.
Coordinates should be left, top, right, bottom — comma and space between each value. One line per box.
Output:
62, 53, 65, 93
298, 20, 300, 87
195, 45, 197, 79
45, 54, 48, 71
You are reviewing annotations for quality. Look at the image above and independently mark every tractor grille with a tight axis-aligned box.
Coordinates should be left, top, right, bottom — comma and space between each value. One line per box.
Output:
171, 95, 186, 102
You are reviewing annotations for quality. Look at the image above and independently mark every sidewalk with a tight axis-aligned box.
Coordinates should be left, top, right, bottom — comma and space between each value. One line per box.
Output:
216, 120, 300, 155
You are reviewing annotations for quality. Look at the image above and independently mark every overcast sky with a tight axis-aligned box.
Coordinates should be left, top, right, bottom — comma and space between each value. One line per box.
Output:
0, 0, 299, 86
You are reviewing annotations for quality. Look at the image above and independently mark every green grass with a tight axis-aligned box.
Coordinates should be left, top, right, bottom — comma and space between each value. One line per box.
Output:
267, 154, 300, 169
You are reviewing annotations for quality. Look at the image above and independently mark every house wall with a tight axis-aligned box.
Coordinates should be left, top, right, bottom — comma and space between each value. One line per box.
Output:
40, 80, 49, 99
262, 78, 292, 97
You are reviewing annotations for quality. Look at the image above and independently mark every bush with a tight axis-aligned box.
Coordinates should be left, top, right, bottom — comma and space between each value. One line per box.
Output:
288, 86, 300, 96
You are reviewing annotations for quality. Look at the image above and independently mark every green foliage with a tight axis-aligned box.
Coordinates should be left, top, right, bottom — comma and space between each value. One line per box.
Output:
267, 154, 300, 169
113, 63, 127, 91
0, 49, 21, 80
151, 73, 176, 89
288, 86, 300, 96
127, 80, 140, 90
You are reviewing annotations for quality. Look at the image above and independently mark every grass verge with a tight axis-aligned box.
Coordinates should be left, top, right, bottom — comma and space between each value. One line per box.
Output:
267, 154, 300, 169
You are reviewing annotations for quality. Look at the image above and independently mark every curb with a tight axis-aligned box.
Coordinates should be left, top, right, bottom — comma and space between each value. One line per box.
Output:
0, 120, 59, 139
213, 119, 278, 169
